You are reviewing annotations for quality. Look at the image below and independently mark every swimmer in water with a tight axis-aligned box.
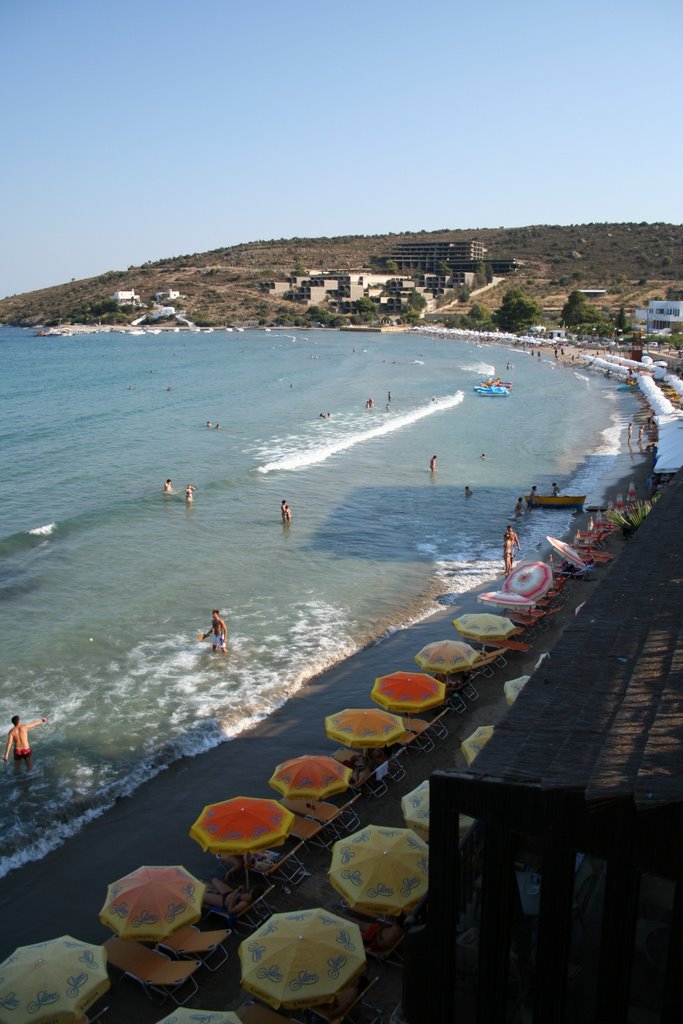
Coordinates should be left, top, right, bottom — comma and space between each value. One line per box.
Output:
164, 479, 172, 492
430, 454, 437, 473
281, 499, 292, 523
465, 486, 473, 497
185, 484, 196, 502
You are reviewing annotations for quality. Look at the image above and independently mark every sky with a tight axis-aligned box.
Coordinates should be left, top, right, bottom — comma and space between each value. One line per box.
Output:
2, 0, 682, 298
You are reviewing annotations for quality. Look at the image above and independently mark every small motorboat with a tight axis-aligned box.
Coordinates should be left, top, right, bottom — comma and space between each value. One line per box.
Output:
480, 378, 513, 389
526, 494, 586, 509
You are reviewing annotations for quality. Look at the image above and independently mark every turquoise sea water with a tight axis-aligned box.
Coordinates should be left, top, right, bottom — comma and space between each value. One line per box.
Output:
0, 326, 638, 876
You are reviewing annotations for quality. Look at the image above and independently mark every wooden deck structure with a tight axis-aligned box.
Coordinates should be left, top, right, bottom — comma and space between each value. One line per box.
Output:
403, 473, 683, 1023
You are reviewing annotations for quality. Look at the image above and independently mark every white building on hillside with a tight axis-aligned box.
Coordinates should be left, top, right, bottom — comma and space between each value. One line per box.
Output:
112, 289, 141, 305
636, 299, 683, 333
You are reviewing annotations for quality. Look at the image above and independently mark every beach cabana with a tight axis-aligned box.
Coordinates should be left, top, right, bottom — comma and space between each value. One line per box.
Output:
402, 475, 683, 1024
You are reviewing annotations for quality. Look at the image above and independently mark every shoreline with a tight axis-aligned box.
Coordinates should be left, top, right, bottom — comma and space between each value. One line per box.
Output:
0, 433, 652, 962
0, 341, 647, 879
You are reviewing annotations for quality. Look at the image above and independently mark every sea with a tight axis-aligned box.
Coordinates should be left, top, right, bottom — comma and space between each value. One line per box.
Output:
0, 325, 640, 878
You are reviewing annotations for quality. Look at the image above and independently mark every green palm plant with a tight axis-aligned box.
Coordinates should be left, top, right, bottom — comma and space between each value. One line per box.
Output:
604, 495, 659, 535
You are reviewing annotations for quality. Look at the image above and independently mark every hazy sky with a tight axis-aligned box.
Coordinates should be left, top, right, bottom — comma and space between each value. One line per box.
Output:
2, 0, 681, 298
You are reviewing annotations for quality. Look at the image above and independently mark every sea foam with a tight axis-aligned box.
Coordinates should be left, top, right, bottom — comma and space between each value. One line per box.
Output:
256, 393, 464, 473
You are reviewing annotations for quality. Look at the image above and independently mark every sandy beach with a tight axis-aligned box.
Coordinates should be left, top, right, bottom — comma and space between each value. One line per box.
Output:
0, 403, 655, 1022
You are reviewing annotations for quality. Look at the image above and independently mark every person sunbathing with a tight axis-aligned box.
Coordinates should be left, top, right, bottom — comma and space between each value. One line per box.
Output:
361, 920, 403, 952
203, 877, 253, 916
218, 849, 282, 882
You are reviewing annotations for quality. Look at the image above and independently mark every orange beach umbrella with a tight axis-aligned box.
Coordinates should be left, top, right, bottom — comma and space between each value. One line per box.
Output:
99, 864, 205, 942
324, 708, 406, 748
371, 671, 445, 713
189, 796, 294, 855
268, 754, 352, 800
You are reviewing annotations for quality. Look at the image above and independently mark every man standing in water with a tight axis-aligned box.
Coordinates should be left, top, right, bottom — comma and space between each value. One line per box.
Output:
201, 609, 228, 654
430, 454, 437, 473
281, 499, 292, 523
4, 715, 48, 768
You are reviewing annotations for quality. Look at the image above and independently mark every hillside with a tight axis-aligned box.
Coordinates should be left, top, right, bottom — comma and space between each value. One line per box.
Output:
1, 222, 682, 328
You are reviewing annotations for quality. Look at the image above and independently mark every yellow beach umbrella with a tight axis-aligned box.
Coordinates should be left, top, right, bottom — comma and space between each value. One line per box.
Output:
189, 796, 294, 855
239, 908, 366, 1010
329, 824, 429, 916
371, 671, 445, 713
268, 754, 352, 800
154, 1012, 242, 1024
400, 780, 430, 841
414, 639, 480, 675
504, 675, 530, 705
453, 613, 517, 643
461, 725, 495, 765
0, 935, 110, 1024
99, 864, 205, 942
324, 708, 406, 748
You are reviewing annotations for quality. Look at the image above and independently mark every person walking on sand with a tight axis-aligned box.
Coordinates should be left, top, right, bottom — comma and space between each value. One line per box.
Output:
200, 609, 228, 654
281, 499, 292, 523
430, 454, 437, 473
503, 524, 521, 577
4, 714, 48, 768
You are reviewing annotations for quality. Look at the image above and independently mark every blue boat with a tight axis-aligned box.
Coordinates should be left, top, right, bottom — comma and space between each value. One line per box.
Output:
473, 385, 509, 396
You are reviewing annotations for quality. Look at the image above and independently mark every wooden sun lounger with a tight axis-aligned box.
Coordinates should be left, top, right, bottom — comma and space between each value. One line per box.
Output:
104, 936, 201, 1005
156, 924, 229, 972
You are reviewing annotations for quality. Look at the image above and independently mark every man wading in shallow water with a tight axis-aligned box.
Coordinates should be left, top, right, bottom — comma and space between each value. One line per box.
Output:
200, 609, 228, 654
4, 714, 48, 770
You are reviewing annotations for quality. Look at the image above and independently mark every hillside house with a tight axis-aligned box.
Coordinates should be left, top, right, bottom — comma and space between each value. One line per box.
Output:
112, 289, 141, 306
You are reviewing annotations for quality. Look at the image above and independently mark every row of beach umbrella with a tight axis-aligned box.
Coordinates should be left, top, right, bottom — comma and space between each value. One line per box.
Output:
1, 567, 557, 1021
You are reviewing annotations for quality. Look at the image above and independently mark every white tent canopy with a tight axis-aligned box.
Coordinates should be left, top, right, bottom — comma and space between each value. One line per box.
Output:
653, 415, 683, 474
638, 374, 677, 418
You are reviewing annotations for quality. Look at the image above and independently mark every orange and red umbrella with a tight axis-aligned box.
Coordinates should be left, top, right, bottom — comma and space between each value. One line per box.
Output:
324, 708, 405, 748
371, 671, 445, 713
268, 754, 352, 799
99, 864, 205, 941
189, 796, 294, 855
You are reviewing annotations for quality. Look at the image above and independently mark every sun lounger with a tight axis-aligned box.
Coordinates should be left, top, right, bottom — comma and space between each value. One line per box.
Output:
445, 689, 468, 714
250, 843, 311, 888
238, 1001, 299, 1023
156, 923, 229, 972
104, 936, 200, 1005
483, 639, 532, 654
401, 717, 435, 752
306, 975, 382, 1024
205, 883, 277, 928
365, 927, 405, 967
386, 746, 407, 781
290, 811, 337, 848
335, 792, 362, 830
425, 707, 450, 740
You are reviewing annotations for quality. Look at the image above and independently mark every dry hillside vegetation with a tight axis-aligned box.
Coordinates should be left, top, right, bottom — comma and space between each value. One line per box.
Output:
1, 223, 682, 327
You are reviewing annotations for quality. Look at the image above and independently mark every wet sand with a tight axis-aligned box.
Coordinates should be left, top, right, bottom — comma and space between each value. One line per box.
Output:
0, 423, 654, 1019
